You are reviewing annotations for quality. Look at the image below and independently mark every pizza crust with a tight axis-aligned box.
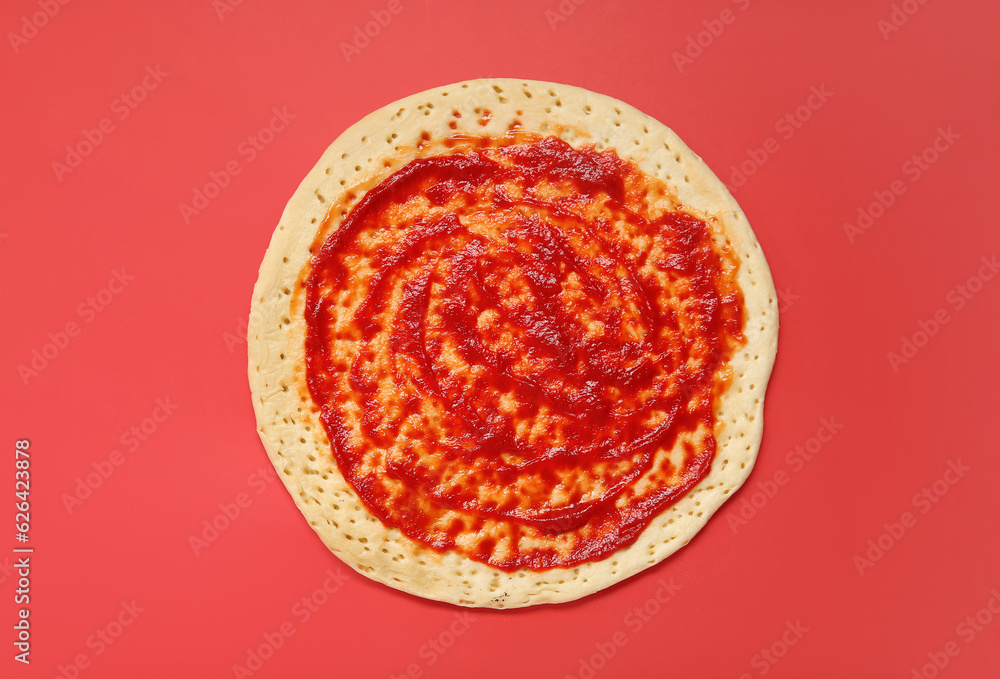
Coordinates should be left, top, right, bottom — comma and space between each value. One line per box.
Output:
248, 78, 778, 608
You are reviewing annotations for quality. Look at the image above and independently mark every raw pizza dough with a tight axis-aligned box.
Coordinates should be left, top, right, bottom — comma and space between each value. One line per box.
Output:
248, 78, 778, 608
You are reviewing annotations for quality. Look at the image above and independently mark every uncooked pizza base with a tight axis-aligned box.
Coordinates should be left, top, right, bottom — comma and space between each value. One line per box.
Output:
248, 78, 778, 608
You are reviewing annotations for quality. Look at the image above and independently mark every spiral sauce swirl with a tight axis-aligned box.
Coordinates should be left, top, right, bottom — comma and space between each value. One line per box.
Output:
303, 132, 745, 571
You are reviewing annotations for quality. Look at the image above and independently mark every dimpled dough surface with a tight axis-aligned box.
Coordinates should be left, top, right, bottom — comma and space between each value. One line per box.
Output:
248, 78, 778, 608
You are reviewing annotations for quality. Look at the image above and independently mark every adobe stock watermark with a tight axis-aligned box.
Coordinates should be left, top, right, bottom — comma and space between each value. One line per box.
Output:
17, 268, 136, 385
673, 0, 753, 72
232, 568, 351, 678
727, 84, 834, 192
389, 611, 478, 679
0, 557, 18, 584
772, 286, 800, 315
223, 304, 267, 353
564, 577, 683, 679
853, 458, 970, 576
545, 0, 588, 31
727, 416, 845, 534
178, 107, 295, 224
7, 0, 71, 53
223, 316, 249, 353
878, 0, 931, 41
887, 255, 997, 373
735, 620, 809, 678
212, 0, 246, 21
188, 464, 280, 556
843, 126, 959, 243
52, 66, 169, 182
341, 0, 403, 63
52, 600, 144, 679
61, 398, 180, 514
909, 587, 1000, 679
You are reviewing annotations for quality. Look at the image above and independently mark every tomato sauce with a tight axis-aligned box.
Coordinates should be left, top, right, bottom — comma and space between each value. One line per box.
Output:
304, 133, 745, 570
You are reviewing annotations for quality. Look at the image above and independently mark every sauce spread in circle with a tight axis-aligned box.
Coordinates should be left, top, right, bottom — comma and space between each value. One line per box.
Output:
304, 133, 745, 571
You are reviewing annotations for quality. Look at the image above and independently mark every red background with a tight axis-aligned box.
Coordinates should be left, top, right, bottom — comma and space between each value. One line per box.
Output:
3, 1, 999, 677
